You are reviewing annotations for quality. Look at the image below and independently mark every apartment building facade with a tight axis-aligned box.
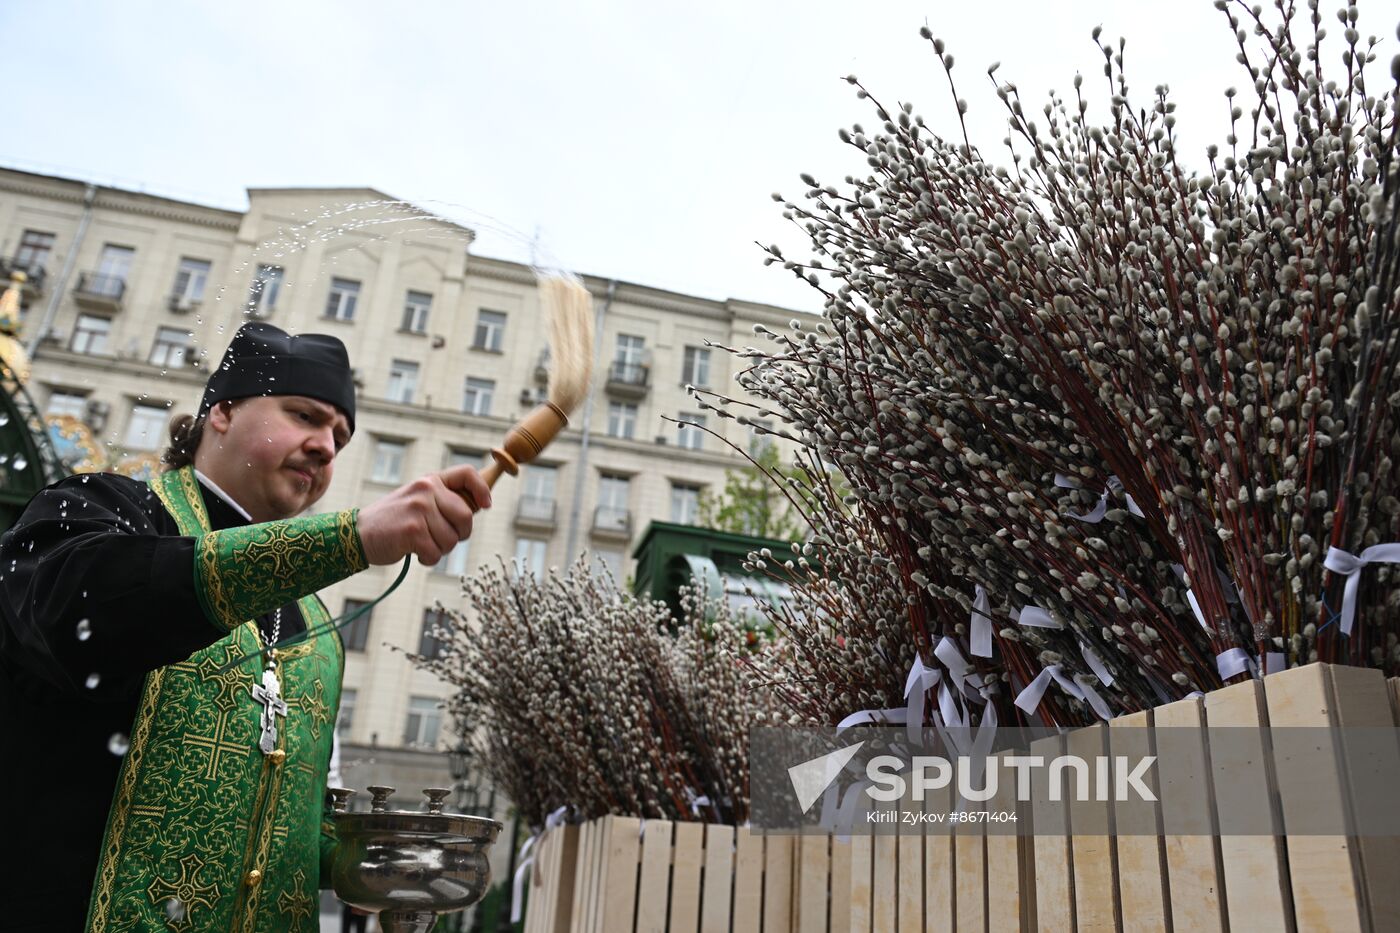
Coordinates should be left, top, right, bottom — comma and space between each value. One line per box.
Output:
0, 167, 801, 802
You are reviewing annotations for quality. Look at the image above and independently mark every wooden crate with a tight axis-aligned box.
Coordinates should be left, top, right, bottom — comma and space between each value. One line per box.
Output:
522, 663, 1400, 932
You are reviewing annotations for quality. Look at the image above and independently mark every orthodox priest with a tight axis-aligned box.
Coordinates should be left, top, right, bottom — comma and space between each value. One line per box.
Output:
0, 322, 491, 932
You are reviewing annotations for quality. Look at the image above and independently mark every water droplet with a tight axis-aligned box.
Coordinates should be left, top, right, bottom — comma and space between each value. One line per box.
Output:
108, 732, 130, 756
76, 618, 92, 641
12, 457, 26, 471
85, 672, 101, 689
0, 413, 8, 426
164, 899, 186, 923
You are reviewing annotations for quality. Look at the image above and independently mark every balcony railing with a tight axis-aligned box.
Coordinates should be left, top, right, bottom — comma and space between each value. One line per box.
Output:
592, 505, 632, 539
0, 257, 47, 296
605, 361, 650, 399
515, 495, 557, 529
74, 272, 127, 309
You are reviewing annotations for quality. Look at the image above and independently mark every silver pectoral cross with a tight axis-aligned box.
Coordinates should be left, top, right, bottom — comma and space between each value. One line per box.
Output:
251, 667, 288, 755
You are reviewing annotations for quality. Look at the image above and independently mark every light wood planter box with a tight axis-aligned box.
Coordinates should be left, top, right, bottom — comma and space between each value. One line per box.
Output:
523, 664, 1400, 931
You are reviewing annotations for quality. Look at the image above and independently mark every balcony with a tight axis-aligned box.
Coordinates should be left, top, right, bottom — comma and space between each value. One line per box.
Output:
515, 495, 557, 531
604, 361, 650, 400
73, 272, 127, 312
0, 257, 47, 300
591, 505, 632, 541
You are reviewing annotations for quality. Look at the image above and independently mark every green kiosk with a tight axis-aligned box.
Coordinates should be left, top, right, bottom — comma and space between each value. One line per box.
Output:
630, 520, 802, 626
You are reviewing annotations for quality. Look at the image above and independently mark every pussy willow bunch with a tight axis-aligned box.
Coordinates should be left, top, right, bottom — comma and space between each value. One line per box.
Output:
696, 0, 1399, 726
406, 558, 785, 827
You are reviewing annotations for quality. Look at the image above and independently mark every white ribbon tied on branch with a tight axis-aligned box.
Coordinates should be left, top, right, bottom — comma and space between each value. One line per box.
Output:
1322, 543, 1400, 636
1054, 473, 1145, 523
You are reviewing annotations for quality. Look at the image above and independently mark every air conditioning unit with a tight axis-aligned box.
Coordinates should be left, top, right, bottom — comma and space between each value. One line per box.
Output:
168, 294, 200, 314
351, 367, 366, 389
655, 435, 668, 445
41, 328, 66, 346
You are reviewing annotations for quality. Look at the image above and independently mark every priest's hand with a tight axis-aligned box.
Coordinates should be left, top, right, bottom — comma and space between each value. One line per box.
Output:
355, 465, 492, 566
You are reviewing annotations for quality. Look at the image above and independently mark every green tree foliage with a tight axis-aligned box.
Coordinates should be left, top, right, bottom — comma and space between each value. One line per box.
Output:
696, 441, 809, 540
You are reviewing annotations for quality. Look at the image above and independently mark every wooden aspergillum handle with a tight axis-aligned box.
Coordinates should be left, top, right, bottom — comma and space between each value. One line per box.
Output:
468, 402, 569, 506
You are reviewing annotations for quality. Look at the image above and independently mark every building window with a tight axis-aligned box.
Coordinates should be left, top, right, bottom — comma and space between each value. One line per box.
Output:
445, 448, 488, 470
387, 359, 419, 404
523, 464, 557, 503
670, 483, 702, 524
682, 346, 711, 387
596, 473, 630, 533
46, 388, 88, 420
401, 290, 432, 333
462, 377, 495, 416
371, 439, 407, 484
606, 402, 637, 440
403, 695, 442, 748
418, 608, 451, 659
748, 418, 776, 455
677, 414, 706, 450
247, 264, 284, 316
92, 244, 134, 295
15, 230, 55, 272
518, 464, 557, 523
473, 309, 507, 352
324, 277, 360, 321
71, 314, 112, 354
592, 548, 623, 582
513, 537, 548, 577
434, 540, 470, 577
123, 403, 168, 450
171, 257, 211, 304
337, 688, 356, 739
615, 333, 644, 366
342, 599, 373, 651
149, 326, 192, 368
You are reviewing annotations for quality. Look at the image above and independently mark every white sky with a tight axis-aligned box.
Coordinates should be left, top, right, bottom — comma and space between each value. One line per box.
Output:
4, 0, 1386, 312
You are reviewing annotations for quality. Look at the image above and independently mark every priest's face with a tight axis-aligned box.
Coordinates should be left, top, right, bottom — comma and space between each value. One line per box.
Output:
202, 395, 351, 521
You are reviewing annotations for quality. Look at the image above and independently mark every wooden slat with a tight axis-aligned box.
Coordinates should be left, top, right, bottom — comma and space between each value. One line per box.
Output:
762, 834, 794, 933
829, 835, 853, 933
559, 825, 582, 933
636, 819, 673, 933
1030, 733, 1074, 932
700, 823, 735, 933
898, 778, 923, 933
1108, 710, 1171, 933
798, 834, 830, 933
985, 751, 1026, 932
871, 833, 897, 932
848, 831, 873, 933
1153, 696, 1227, 931
1266, 663, 1367, 933
925, 777, 955, 930
600, 816, 642, 933
574, 819, 598, 933
733, 826, 764, 933
671, 822, 705, 933
954, 802, 986, 933
1203, 679, 1294, 932
1068, 723, 1120, 931
1326, 664, 1400, 931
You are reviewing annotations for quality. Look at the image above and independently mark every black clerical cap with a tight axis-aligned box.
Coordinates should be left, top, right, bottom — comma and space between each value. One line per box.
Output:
200, 323, 356, 434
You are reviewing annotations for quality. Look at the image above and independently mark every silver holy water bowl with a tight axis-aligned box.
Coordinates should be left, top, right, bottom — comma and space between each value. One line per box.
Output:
328, 785, 502, 933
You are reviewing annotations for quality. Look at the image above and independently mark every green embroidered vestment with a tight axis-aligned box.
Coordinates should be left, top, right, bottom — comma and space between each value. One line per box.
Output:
85, 466, 365, 932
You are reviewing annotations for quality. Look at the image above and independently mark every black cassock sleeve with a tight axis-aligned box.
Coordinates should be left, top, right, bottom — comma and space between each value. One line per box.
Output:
0, 472, 223, 697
